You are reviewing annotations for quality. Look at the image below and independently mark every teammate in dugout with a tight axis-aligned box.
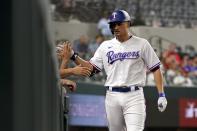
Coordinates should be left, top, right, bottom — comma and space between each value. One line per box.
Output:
57, 41, 91, 91
67, 10, 167, 131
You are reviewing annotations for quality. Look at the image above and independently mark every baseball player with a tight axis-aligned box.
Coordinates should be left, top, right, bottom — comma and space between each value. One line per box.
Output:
67, 10, 167, 131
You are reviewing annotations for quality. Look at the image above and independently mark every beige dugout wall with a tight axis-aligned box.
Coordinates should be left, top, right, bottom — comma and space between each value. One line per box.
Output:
53, 21, 197, 50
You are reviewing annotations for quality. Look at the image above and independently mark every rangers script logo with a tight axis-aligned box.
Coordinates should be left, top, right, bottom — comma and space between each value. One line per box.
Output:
106, 51, 140, 64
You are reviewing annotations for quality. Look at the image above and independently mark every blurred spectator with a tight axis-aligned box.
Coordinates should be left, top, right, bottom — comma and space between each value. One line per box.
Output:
173, 70, 194, 87
165, 67, 194, 87
162, 43, 190, 86
165, 69, 177, 85
162, 43, 182, 70
63, 0, 72, 8
173, 75, 193, 87
72, 35, 90, 59
152, 18, 162, 28
161, 43, 197, 87
184, 45, 196, 57
182, 54, 194, 73
97, 11, 112, 39
89, 34, 104, 56
183, 54, 197, 85
191, 55, 197, 84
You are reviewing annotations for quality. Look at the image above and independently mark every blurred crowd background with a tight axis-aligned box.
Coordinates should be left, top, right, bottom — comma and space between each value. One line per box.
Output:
52, 0, 197, 88
51, 0, 197, 28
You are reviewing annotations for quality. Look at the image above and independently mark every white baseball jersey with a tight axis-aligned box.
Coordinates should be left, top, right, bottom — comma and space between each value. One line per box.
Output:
90, 35, 160, 87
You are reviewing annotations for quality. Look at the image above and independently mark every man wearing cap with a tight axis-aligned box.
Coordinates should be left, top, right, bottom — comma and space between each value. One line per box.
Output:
66, 9, 167, 131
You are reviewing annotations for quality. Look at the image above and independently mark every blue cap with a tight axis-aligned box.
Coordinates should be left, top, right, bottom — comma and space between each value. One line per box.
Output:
108, 10, 132, 23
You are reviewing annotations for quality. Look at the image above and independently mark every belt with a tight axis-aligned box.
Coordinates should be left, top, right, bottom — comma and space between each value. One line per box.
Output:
106, 86, 139, 92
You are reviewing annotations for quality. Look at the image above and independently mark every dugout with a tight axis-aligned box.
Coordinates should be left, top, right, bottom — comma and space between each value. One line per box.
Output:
1, 0, 63, 131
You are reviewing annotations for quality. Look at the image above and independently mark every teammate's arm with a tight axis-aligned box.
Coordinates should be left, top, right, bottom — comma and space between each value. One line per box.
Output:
72, 55, 102, 77
59, 42, 91, 78
73, 56, 93, 71
60, 66, 92, 78
70, 49, 102, 76
59, 42, 71, 69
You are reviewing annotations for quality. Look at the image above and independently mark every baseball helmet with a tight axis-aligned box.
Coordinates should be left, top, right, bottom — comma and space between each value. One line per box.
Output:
108, 10, 133, 26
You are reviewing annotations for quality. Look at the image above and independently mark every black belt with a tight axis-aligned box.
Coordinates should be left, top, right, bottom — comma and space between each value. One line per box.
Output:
106, 86, 139, 92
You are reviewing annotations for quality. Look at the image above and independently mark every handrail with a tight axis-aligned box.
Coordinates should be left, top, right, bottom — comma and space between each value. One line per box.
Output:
149, 35, 176, 44
148, 35, 178, 57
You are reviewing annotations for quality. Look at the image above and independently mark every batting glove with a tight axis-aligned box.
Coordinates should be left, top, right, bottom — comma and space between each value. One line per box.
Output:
157, 93, 167, 112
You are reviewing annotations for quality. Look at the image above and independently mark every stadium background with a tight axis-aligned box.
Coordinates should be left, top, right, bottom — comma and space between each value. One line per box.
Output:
1, 0, 197, 131
51, 1, 197, 130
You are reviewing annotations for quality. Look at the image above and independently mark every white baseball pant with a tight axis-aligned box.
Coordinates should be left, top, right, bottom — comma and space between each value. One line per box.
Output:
105, 88, 146, 131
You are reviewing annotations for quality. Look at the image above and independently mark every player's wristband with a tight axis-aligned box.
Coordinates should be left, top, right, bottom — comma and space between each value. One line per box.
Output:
159, 92, 165, 97
70, 52, 78, 61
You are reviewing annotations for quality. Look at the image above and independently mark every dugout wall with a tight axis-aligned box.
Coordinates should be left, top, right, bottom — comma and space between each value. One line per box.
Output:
53, 22, 197, 50
11, 0, 63, 131
67, 82, 197, 128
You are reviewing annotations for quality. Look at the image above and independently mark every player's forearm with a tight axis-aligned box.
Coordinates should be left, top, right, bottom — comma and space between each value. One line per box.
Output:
74, 56, 93, 70
59, 68, 74, 78
60, 59, 69, 70
153, 69, 164, 94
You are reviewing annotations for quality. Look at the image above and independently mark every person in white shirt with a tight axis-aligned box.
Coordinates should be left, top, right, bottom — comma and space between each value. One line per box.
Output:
97, 11, 113, 38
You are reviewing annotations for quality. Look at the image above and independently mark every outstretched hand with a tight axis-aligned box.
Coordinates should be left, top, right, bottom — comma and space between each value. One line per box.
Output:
62, 41, 72, 61
72, 64, 92, 77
